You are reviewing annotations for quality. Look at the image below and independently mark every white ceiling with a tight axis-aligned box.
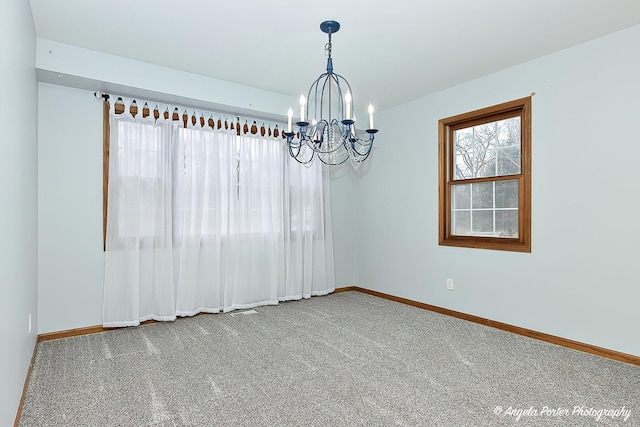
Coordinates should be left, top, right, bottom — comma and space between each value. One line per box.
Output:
29, 0, 640, 112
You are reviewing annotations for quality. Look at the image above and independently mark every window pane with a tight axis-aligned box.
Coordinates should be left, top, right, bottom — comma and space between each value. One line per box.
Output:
497, 117, 520, 147
496, 210, 518, 238
452, 211, 470, 235
451, 180, 519, 238
453, 127, 474, 179
472, 182, 493, 209
454, 116, 520, 179
472, 211, 493, 233
495, 180, 518, 208
453, 184, 470, 209
497, 146, 521, 175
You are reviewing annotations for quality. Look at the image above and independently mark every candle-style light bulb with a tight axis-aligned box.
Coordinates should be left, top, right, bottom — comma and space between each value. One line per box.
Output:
345, 92, 352, 120
368, 104, 374, 129
299, 94, 306, 122
287, 108, 293, 133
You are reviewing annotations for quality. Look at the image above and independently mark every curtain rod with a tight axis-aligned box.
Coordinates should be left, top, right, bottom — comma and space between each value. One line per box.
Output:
93, 91, 286, 128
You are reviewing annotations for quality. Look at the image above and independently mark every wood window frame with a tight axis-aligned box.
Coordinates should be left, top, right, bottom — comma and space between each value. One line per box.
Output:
438, 96, 531, 252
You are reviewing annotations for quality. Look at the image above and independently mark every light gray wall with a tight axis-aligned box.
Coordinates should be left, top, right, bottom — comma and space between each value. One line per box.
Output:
0, 1, 38, 424
354, 25, 640, 357
37, 83, 105, 334
330, 165, 355, 287
36, 38, 293, 123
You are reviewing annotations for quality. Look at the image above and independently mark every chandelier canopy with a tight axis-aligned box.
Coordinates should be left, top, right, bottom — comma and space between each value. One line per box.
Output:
285, 20, 378, 168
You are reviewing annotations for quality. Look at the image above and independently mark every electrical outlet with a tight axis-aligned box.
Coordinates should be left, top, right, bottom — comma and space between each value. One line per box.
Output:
446, 279, 454, 290
28, 314, 32, 334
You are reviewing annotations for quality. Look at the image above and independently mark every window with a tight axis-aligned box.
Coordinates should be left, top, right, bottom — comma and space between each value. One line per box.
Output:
438, 97, 531, 252
103, 100, 321, 248
115, 118, 167, 238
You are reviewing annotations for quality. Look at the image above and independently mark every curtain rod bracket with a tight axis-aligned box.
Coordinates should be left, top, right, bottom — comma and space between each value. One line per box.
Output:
94, 91, 109, 101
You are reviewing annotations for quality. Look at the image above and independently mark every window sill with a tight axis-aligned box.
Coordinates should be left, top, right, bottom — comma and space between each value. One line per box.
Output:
439, 235, 531, 253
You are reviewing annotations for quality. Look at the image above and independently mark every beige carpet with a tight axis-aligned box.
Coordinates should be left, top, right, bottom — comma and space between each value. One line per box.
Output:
19, 291, 639, 426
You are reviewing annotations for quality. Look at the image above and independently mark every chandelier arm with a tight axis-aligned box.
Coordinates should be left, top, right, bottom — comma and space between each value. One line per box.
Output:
318, 155, 349, 166
354, 149, 373, 163
344, 144, 370, 163
307, 72, 329, 124
293, 153, 316, 166
301, 119, 346, 156
330, 73, 348, 122
317, 146, 350, 166
350, 133, 375, 150
288, 143, 300, 158
289, 141, 316, 165
351, 136, 373, 148
331, 73, 352, 109
318, 75, 331, 126
349, 143, 373, 157
303, 134, 347, 155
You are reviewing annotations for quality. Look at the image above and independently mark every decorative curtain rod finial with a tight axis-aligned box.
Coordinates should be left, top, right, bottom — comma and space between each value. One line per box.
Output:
94, 91, 109, 101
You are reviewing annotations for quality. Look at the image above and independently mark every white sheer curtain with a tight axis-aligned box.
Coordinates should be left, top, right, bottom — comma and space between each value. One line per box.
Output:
176, 126, 288, 313
103, 99, 177, 327
103, 97, 335, 326
283, 156, 335, 300
173, 120, 224, 316
221, 131, 286, 310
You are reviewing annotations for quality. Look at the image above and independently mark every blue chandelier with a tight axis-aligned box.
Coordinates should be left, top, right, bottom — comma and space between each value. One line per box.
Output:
285, 20, 378, 168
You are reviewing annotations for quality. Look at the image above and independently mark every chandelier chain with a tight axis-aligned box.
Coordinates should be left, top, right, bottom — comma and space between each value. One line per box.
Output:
325, 30, 333, 58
